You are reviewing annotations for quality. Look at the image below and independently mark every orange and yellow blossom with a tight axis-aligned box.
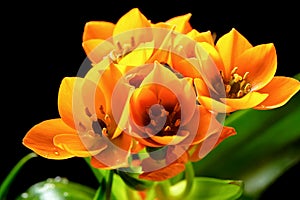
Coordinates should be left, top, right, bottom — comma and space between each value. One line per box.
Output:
194, 28, 300, 113
22, 62, 140, 169
120, 61, 236, 181
82, 7, 214, 65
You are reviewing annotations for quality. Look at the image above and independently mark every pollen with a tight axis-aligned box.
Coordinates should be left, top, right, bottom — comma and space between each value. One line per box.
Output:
221, 67, 252, 98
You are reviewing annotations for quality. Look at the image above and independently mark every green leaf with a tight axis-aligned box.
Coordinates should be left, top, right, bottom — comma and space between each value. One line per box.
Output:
0, 152, 37, 200
193, 73, 300, 199
16, 177, 96, 200
169, 177, 243, 200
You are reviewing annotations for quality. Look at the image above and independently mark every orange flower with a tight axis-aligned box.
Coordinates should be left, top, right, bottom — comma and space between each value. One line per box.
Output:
121, 61, 236, 181
82, 7, 214, 65
194, 28, 300, 113
23, 63, 139, 169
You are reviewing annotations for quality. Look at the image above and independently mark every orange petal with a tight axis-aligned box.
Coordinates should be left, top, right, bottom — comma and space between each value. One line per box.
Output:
184, 105, 222, 145
82, 21, 115, 42
187, 29, 214, 45
54, 133, 107, 157
235, 43, 277, 90
216, 28, 252, 80
188, 126, 236, 162
118, 41, 154, 66
194, 77, 210, 97
151, 130, 189, 145
173, 58, 201, 78
90, 133, 132, 169
141, 62, 196, 124
58, 77, 91, 130
22, 119, 76, 160
197, 42, 224, 74
165, 13, 192, 34
113, 8, 151, 45
197, 96, 233, 113
195, 44, 225, 95
221, 91, 269, 111
82, 39, 115, 64
139, 160, 185, 181
151, 22, 172, 29
255, 76, 300, 110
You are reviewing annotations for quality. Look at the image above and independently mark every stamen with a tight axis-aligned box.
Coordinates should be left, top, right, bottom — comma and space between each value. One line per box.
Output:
225, 85, 231, 93
174, 119, 181, 127
231, 67, 238, 75
99, 105, 105, 115
104, 114, 111, 125
243, 72, 249, 80
237, 90, 244, 98
102, 128, 108, 137
223, 67, 252, 98
116, 41, 122, 51
85, 107, 92, 117
78, 122, 86, 131
131, 36, 135, 47
164, 126, 171, 131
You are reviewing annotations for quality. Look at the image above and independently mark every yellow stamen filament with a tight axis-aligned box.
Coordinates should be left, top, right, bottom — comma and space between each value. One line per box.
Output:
108, 37, 136, 63
222, 67, 252, 98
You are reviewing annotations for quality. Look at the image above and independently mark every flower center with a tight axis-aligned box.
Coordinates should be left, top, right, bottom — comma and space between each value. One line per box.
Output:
146, 102, 181, 137
221, 67, 252, 98
108, 37, 136, 63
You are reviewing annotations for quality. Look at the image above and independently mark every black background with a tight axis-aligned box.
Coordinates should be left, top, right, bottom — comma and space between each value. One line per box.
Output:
2, 1, 299, 199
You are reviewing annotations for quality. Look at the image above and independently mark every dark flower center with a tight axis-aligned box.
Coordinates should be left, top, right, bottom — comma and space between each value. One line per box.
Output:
221, 67, 252, 98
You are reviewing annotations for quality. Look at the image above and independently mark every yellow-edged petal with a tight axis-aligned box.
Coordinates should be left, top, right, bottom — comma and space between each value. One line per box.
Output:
54, 133, 107, 157
255, 76, 300, 110
221, 91, 269, 111
113, 8, 151, 46
216, 28, 252, 79
188, 126, 236, 161
187, 29, 214, 45
82, 39, 115, 64
22, 119, 76, 160
235, 43, 277, 91
82, 21, 115, 42
165, 13, 192, 34
90, 133, 132, 169
151, 130, 189, 145
118, 41, 154, 66
197, 96, 233, 113
58, 77, 91, 130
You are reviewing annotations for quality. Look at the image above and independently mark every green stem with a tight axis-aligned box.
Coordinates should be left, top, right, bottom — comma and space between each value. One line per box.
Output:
0, 152, 37, 199
105, 170, 114, 200
155, 162, 195, 200
171, 161, 195, 200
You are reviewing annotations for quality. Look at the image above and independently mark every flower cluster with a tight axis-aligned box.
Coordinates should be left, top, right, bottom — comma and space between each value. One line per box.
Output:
22, 8, 300, 182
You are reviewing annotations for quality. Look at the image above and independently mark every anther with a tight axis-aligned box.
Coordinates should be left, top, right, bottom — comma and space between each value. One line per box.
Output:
174, 119, 181, 127
233, 74, 242, 82
102, 128, 108, 137
116, 41, 122, 51
225, 85, 231, 93
237, 90, 244, 98
131, 36, 135, 47
99, 105, 105, 115
104, 114, 111, 124
243, 72, 249, 80
164, 126, 171, 131
231, 67, 238, 75
244, 83, 251, 93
